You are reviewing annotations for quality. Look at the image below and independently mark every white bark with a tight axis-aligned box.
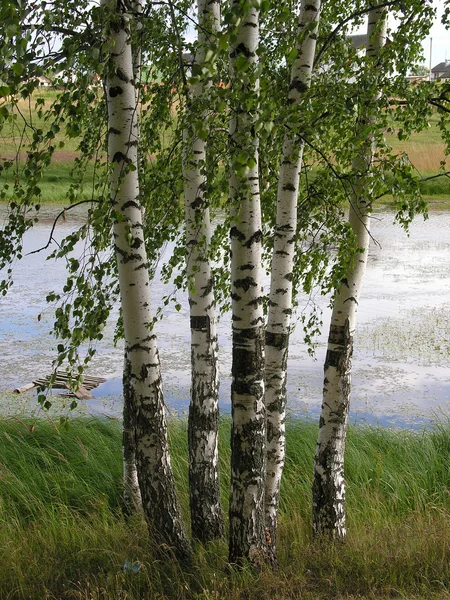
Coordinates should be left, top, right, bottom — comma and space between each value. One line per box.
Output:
184, 0, 223, 541
312, 7, 387, 540
122, 0, 144, 516
264, 0, 321, 558
102, 0, 191, 558
228, 1, 266, 565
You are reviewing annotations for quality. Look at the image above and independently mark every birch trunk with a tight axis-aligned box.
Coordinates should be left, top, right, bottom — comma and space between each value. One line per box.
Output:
228, 1, 266, 565
312, 7, 387, 540
102, 0, 191, 559
264, 0, 321, 558
121, 0, 143, 517
184, 0, 224, 542
122, 352, 142, 515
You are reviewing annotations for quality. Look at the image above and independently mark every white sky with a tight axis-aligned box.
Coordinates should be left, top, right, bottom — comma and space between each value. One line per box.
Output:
185, 1, 449, 68
422, 0, 449, 66
352, 0, 450, 68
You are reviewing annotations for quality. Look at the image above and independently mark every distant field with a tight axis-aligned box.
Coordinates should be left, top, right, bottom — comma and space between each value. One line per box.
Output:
0, 90, 81, 158
386, 113, 449, 174
1, 89, 449, 204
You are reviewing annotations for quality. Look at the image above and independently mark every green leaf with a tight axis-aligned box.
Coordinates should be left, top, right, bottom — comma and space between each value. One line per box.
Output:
11, 63, 24, 76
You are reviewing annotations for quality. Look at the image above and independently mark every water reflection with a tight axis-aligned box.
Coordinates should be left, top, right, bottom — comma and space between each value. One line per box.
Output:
1, 205, 450, 427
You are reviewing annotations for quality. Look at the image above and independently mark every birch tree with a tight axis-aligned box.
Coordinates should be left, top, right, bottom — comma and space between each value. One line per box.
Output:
228, 0, 266, 565
312, 6, 387, 540
183, 0, 224, 542
264, 0, 321, 558
102, 0, 191, 558
122, 0, 144, 517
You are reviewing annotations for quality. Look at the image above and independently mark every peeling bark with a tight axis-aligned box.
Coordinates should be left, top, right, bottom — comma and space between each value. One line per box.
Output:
102, 0, 191, 559
312, 6, 387, 540
265, 0, 321, 559
184, 0, 224, 542
228, 0, 266, 565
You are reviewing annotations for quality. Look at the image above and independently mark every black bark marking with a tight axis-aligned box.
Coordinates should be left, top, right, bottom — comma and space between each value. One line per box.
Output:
134, 262, 150, 270
202, 277, 214, 298
109, 127, 121, 135
283, 183, 296, 192
191, 196, 205, 210
109, 85, 123, 97
244, 230, 262, 248
277, 223, 293, 232
247, 296, 263, 307
115, 246, 141, 263
239, 263, 254, 271
290, 79, 308, 94
250, 316, 265, 326
230, 42, 254, 59
265, 331, 289, 350
234, 276, 257, 292
116, 67, 129, 82
230, 226, 246, 241
325, 349, 340, 368
190, 315, 209, 331
328, 324, 346, 346
121, 200, 140, 210
112, 151, 132, 165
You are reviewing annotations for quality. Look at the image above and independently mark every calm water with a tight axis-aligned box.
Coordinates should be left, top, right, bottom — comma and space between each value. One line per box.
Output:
1, 205, 450, 427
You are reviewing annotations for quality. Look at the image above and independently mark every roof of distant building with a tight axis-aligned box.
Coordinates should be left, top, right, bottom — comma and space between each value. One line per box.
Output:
431, 60, 450, 75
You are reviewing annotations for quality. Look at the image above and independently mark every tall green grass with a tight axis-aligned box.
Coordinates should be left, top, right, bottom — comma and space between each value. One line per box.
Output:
0, 417, 448, 599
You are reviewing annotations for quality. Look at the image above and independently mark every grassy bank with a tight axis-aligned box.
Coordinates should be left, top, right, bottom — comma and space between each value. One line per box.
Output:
0, 161, 97, 204
0, 417, 448, 599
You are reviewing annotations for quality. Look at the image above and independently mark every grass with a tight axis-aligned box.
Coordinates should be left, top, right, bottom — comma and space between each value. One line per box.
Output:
0, 161, 97, 203
0, 417, 449, 599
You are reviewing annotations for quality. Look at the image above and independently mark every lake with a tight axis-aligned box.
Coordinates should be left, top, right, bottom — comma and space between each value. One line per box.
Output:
1, 204, 450, 428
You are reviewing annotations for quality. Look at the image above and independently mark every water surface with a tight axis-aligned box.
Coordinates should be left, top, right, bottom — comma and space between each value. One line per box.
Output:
1, 205, 449, 427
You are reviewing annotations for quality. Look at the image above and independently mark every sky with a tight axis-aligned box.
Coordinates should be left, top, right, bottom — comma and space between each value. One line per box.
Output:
352, 0, 449, 68
184, 1, 449, 70
422, 0, 449, 67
